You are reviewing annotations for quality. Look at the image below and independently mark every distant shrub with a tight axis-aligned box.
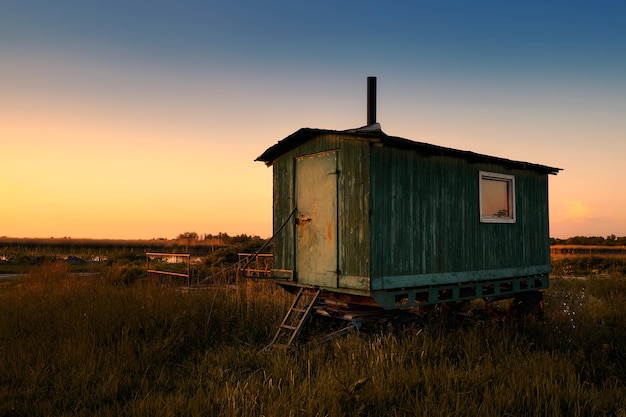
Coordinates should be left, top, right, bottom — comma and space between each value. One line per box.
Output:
552, 256, 626, 276
104, 264, 146, 285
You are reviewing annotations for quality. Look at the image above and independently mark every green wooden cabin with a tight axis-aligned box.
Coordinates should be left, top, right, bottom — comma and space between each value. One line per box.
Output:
256, 126, 560, 310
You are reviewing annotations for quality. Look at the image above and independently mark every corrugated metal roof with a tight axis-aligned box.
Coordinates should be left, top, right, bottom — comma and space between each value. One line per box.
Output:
256, 126, 562, 175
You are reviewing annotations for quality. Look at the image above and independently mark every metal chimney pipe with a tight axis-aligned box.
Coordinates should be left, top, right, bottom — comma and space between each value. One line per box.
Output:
367, 76, 377, 125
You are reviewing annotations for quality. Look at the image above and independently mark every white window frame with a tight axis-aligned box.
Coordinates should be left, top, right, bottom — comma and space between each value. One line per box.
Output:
479, 171, 516, 223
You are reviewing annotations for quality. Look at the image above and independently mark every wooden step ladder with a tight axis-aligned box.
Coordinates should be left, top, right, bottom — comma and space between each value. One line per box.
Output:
266, 288, 321, 350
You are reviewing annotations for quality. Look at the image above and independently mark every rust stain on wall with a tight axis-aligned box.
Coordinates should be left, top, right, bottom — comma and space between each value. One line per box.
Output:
327, 220, 333, 244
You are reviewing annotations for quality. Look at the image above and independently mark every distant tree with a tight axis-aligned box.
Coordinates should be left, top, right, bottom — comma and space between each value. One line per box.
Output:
552, 235, 626, 246
565, 236, 602, 245
176, 232, 198, 242
177, 232, 199, 241
590, 236, 605, 245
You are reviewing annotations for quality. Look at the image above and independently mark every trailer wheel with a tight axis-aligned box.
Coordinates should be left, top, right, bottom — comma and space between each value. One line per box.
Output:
390, 312, 426, 336
510, 291, 544, 322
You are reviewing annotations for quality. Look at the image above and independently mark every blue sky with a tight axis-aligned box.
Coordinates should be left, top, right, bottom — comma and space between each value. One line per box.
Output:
2, 1, 626, 239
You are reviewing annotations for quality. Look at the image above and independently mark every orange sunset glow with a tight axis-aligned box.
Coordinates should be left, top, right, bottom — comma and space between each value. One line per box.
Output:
2, 2, 626, 240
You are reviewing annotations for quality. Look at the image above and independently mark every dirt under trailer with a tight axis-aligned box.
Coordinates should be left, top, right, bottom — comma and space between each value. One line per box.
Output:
254, 78, 561, 348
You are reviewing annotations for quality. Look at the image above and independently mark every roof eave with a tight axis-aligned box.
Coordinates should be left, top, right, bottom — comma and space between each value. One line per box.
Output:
256, 128, 561, 175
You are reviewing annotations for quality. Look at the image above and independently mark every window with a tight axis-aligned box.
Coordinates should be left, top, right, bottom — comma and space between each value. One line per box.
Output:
479, 171, 515, 223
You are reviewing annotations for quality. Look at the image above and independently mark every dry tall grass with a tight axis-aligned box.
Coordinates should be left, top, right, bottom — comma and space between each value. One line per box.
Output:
1, 263, 625, 416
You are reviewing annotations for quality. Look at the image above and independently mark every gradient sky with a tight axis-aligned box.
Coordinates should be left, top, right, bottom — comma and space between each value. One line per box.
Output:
2, 1, 625, 239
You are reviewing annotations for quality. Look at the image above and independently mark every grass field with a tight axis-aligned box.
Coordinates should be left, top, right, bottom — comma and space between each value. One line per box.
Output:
1, 257, 626, 416
551, 249, 626, 277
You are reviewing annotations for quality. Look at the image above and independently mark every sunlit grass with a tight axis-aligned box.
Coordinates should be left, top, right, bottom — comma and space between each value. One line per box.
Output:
1, 264, 626, 416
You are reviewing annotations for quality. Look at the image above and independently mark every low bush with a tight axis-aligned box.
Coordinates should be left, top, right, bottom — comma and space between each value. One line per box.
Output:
552, 255, 626, 276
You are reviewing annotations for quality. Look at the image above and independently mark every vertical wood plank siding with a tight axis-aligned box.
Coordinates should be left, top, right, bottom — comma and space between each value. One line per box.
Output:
270, 132, 551, 293
271, 154, 294, 275
337, 138, 371, 279
370, 146, 550, 280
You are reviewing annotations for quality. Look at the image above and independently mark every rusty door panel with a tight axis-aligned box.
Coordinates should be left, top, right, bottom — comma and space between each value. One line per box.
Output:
295, 151, 338, 288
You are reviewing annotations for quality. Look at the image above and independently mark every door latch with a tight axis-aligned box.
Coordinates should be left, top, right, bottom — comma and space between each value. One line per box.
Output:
296, 216, 312, 225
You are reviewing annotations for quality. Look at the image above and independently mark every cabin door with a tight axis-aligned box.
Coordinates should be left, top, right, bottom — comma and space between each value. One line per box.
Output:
295, 151, 338, 288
